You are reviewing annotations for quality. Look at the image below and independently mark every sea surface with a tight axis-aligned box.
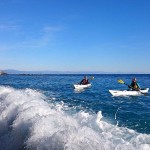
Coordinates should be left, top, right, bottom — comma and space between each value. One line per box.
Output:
0, 74, 150, 150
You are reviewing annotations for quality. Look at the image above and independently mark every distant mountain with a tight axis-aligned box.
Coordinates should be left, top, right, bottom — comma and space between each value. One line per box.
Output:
4, 69, 22, 74
3, 69, 109, 74
4, 69, 59, 74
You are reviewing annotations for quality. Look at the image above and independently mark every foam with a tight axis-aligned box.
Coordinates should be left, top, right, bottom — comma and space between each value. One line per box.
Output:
0, 86, 150, 150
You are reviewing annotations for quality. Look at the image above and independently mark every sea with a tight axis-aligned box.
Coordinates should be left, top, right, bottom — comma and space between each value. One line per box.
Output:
0, 74, 150, 150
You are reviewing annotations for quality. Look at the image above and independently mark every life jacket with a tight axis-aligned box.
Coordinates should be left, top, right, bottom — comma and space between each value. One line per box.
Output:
80, 79, 89, 85
130, 82, 140, 89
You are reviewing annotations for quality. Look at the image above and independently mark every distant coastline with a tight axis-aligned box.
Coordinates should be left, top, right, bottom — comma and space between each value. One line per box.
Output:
0, 71, 7, 75
2, 69, 150, 75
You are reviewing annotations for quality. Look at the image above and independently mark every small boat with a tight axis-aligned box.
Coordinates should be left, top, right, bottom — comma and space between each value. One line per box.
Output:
73, 83, 91, 89
109, 88, 149, 96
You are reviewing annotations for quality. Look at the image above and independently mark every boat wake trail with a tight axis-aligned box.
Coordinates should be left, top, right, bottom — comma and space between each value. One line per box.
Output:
0, 86, 150, 150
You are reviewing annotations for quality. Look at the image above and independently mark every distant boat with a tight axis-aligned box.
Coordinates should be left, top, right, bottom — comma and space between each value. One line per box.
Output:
0, 71, 7, 75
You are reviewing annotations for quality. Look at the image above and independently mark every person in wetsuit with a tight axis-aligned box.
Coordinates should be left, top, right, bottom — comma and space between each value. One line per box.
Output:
128, 77, 140, 90
80, 76, 89, 85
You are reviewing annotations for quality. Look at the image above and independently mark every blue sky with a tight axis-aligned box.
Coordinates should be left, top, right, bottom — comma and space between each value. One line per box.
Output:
0, 0, 150, 73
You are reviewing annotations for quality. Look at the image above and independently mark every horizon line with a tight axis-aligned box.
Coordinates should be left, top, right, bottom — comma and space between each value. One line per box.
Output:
2, 69, 150, 75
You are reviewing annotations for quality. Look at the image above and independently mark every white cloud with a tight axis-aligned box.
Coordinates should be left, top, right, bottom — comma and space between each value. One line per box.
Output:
0, 24, 19, 31
44, 26, 63, 33
0, 25, 63, 51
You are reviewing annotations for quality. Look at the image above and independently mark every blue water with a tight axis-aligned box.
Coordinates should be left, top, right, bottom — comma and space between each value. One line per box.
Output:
0, 74, 150, 150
